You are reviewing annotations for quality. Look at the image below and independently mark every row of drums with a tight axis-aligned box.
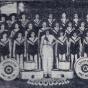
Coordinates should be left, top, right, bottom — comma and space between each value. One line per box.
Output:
0, 59, 71, 81
24, 61, 70, 71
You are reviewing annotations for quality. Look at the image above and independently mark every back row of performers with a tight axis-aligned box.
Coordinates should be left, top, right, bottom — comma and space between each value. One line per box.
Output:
1, 12, 88, 71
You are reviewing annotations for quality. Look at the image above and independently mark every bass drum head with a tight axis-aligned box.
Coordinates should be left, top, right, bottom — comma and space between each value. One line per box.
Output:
58, 61, 70, 70
0, 59, 19, 81
74, 57, 88, 79
24, 61, 35, 70
74, 57, 84, 69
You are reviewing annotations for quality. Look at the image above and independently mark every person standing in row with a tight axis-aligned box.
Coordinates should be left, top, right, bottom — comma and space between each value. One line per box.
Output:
8, 13, 17, 28
73, 13, 81, 29
19, 12, 29, 29
83, 31, 88, 57
13, 32, 25, 69
69, 31, 81, 70
55, 31, 68, 61
60, 12, 69, 32
40, 29, 56, 77
47, 13, 55, 27
10, 23, 20, 57
0, 33, 10, 61
25, 23, 34, 60
27, 31, 38, 69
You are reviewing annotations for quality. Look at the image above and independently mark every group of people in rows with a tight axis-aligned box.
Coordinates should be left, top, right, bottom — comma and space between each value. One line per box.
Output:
1, 11, 88, 77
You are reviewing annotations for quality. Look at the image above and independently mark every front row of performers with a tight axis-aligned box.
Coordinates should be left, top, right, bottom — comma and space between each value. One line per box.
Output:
1, 22, 88, 77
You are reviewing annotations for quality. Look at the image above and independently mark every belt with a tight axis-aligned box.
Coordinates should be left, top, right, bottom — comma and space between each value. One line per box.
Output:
43, 44, 51, 46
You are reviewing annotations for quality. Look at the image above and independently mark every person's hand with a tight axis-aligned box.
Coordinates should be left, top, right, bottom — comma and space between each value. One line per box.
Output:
55, 54, 57, 57
79, 52, 81, 57
66, 52, 69, 56
9, 54, 11, 58
13, 54, 15, 58
24, 53, 26, 58
2, 44, 5, 46
40, 52, 43, 57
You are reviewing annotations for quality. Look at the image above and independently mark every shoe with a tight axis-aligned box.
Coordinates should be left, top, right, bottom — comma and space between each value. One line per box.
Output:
48, 74, 51, 78
44, 74, 47, 78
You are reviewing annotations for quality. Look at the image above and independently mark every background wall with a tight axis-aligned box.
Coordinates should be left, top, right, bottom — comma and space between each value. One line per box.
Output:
17, 1, 88, 20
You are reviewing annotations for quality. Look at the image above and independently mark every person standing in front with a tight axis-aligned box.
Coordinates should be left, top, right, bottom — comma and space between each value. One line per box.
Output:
40, 29, 56, 78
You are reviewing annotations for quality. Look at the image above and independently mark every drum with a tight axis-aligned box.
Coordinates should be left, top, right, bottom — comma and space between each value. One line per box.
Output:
52, 69, 74, 79
24, 61, 35, 70
58, 61, 70, 70
21, 69, 43, 80
74, 57, 88, 79
0, 59, 19, 81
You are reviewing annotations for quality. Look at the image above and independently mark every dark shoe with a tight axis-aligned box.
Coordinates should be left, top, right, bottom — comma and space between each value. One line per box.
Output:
44, 74, 47, 78
48, 74, 51, 78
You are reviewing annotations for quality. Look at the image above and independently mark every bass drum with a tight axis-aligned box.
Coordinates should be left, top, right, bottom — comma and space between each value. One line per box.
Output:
0, 59, 19, 81
74, 57, 88, 79
58, 61, 70, 70
24, 61, 36, 70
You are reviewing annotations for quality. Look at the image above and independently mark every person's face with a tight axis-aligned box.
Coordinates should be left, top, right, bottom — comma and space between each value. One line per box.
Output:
31, 32, 35, 37
86, 14, 88, 19
60, 32, 63, 37
68, 22, 72, 27
28, 24, 32, 29
49, 14, 53, 19
35, 14, 39, 19
22, 14, 26, 19
73, 33, 77, 37
15, 24, 19, 29
42, 22, 46, 28
81, 22, 85, 27
1, 17, 5, 22
46, 30, 49, 35
74, 14, 78, 19
55, 23, 59, 27
11, 16, 15, 21
3, 34, 7, 38
62, 13, 66, 18
18, 33, 22, 38
1, 24, 5, 29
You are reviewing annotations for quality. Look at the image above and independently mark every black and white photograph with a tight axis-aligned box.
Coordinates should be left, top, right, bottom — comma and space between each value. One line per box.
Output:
0, 0, 88, 88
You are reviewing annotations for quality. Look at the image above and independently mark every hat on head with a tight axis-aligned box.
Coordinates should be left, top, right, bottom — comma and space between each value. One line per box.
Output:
0, 14, 8, 21
9, 13, 17, 20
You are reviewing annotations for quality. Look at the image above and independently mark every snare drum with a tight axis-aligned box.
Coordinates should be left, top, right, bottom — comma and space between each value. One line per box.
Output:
58, 61, 70, 70
24, 61, 35, 70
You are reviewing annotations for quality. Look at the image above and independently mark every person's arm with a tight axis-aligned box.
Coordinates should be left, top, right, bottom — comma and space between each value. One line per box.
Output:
79, 39, 82, 57
10, 31, 13, 38
70, 38, 75, 44
33, 37, 38, 43
84, 39, 87, 44
25, 31, 28, 38
20, 38, 25, 44
0, 41, 5, 46
75, 37, 81, 42
8, 39, 11, 57
24, 40, 26, 57
55, 41, 58, 57
4, 39, 9, 44
40, 37, 43, 56
38, 30, 41, 51
53, 37, 63, 45
13, 40, 16, 57
63, 37, 67, 43
52, 41, 56, 47
27, 40, 34, 45
69, 38, 71, 55
66, 39, 69, 56
41, 27, 51, 31
25, 31, 28, 57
